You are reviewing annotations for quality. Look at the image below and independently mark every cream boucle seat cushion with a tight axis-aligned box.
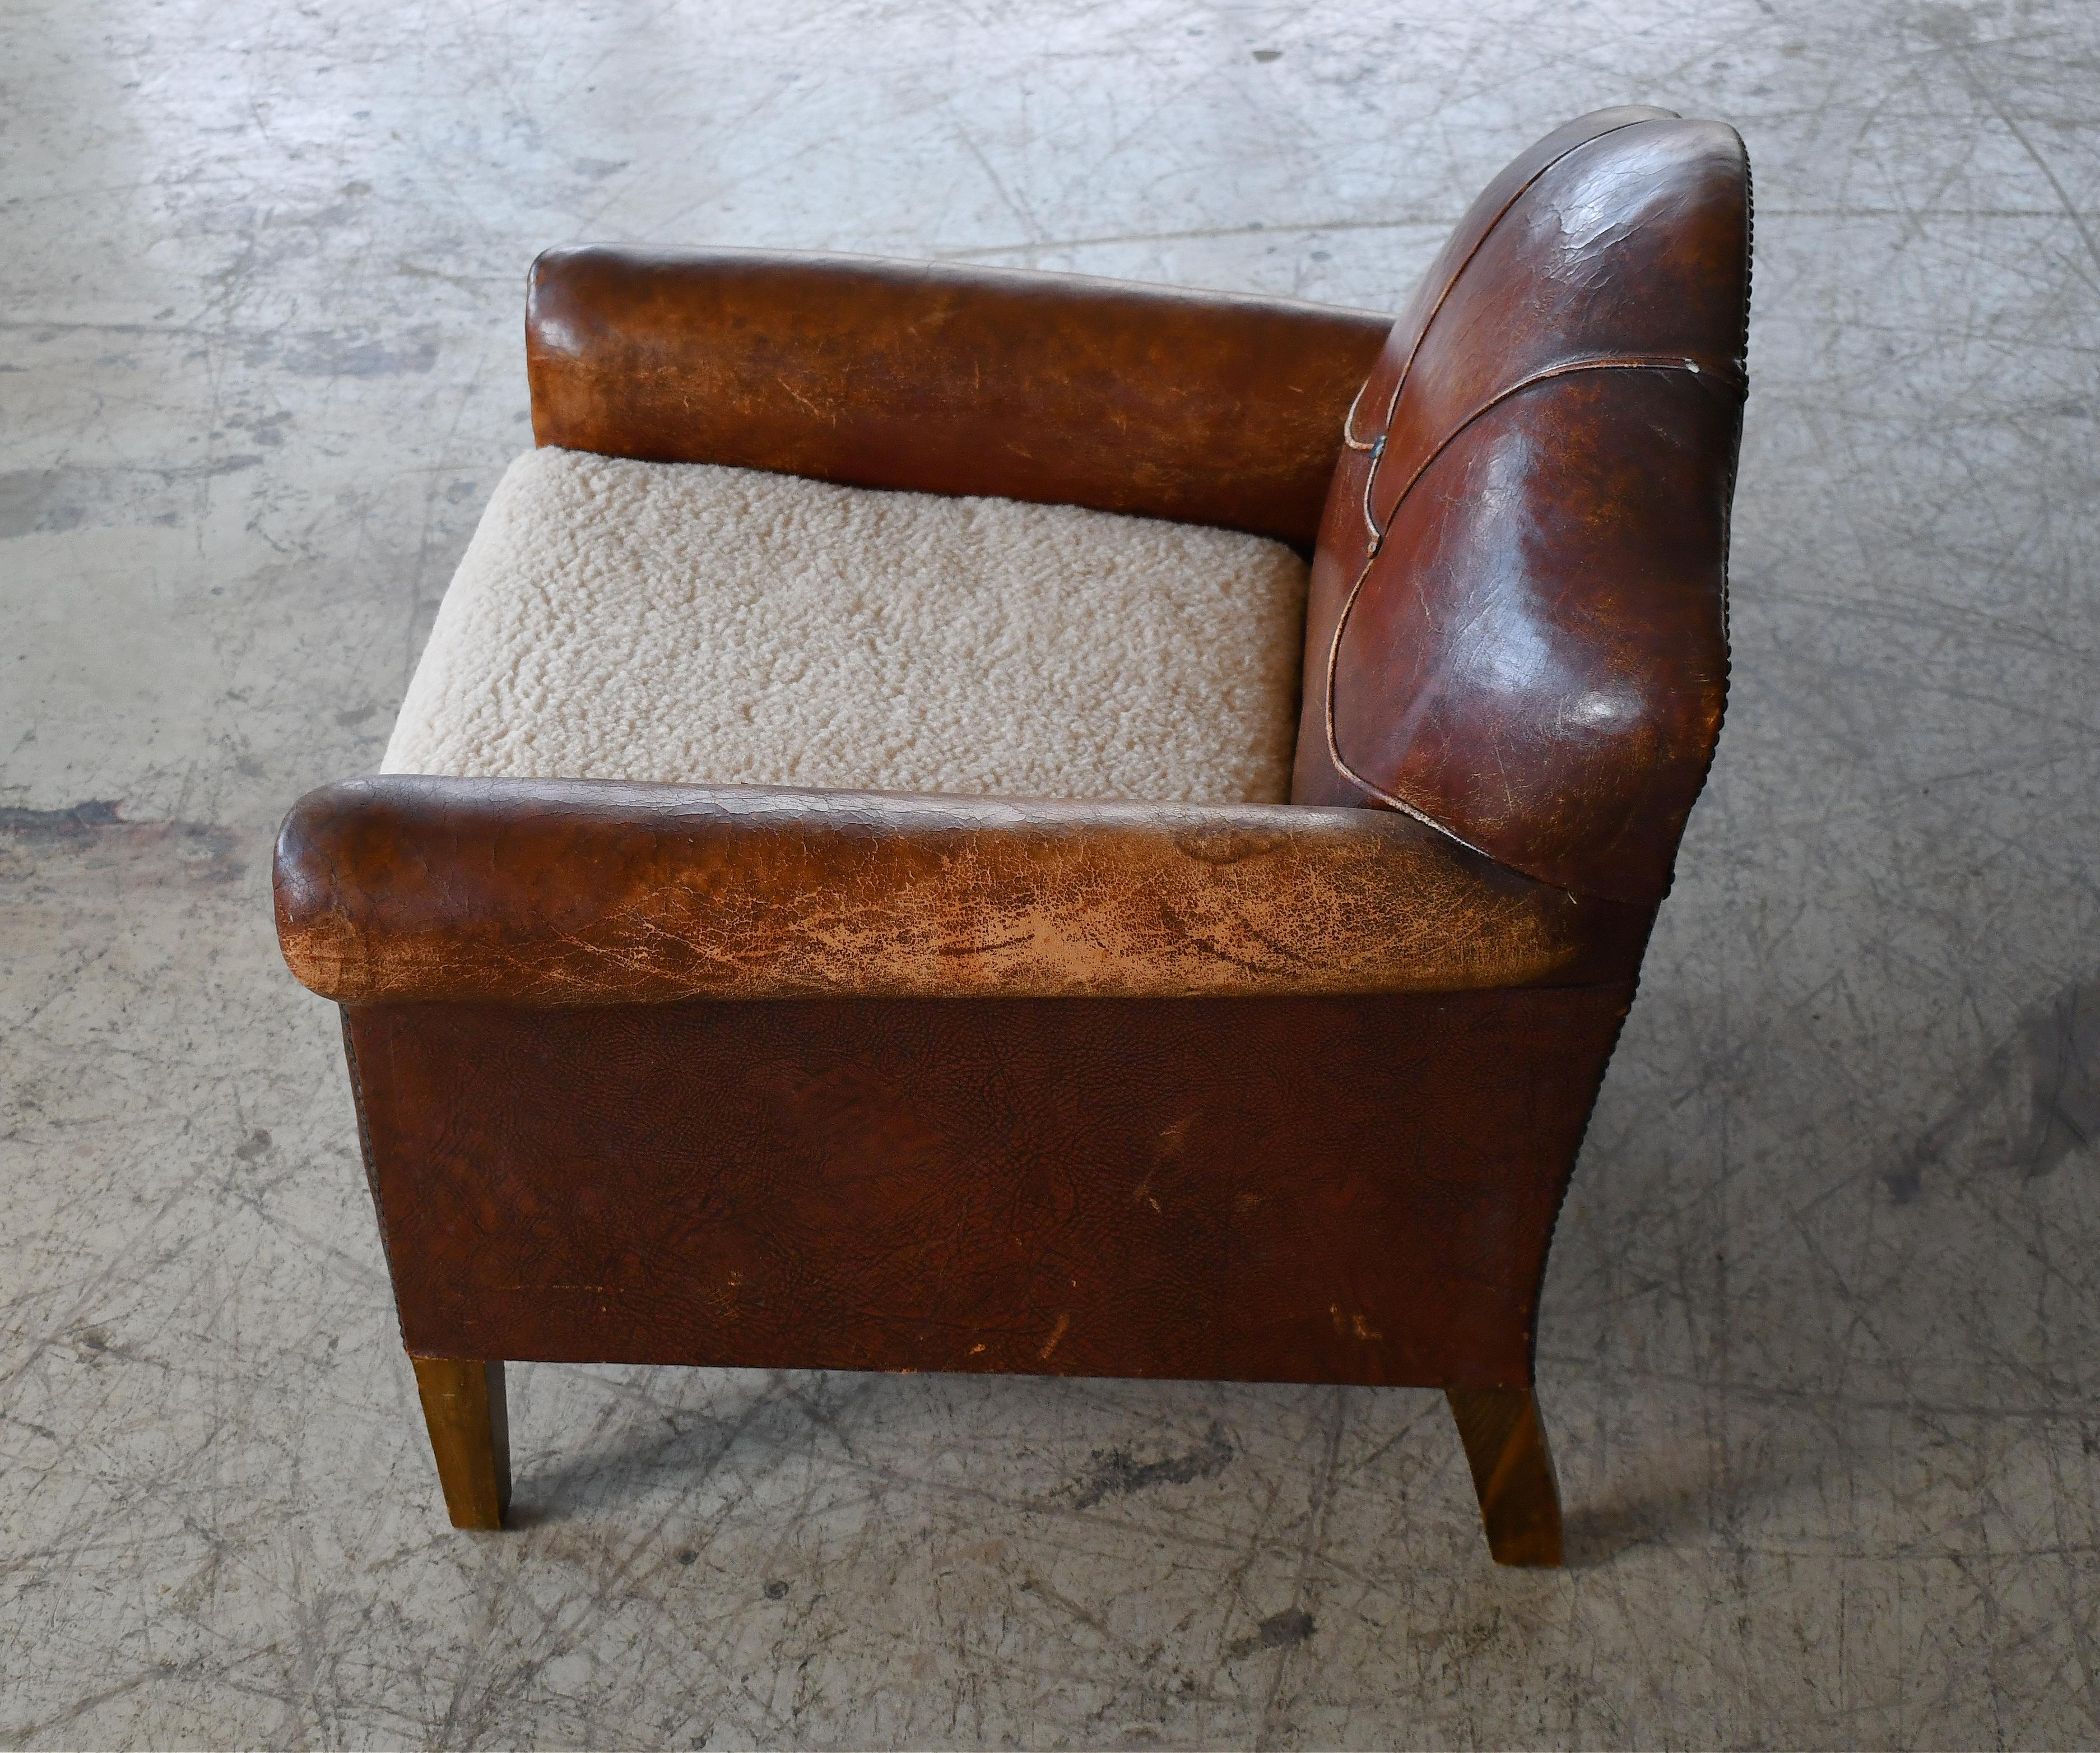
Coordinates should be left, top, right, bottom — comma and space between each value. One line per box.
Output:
382, 447, 1312, 804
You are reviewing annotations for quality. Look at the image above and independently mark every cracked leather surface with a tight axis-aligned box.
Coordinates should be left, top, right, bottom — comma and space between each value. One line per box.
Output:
276, 775, 1654, 1004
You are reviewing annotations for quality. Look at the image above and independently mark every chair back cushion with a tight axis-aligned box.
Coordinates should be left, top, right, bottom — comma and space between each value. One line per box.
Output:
1290, 108, 1752, 905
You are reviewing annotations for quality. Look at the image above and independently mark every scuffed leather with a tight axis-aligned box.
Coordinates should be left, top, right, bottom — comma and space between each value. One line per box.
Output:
277, 116, 1763, 1418
347, 986, 1635, 1385
1291, 109, 1751, 905
526, 247, 1392, 547
276, 776, 1653, 1005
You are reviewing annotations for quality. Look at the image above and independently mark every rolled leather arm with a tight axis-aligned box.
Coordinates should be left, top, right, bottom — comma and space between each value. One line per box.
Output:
275, 777, 1652, 1005
526, 247, 1393, 547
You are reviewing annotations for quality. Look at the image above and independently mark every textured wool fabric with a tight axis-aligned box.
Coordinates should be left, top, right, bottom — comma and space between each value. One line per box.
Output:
382, 448, 1312, 804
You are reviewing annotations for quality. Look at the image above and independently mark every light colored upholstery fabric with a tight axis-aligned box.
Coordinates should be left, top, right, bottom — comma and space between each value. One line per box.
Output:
382, 447, 1311, 804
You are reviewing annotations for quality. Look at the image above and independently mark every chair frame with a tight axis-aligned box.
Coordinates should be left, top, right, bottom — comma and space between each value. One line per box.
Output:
277, 108, 1750, 1567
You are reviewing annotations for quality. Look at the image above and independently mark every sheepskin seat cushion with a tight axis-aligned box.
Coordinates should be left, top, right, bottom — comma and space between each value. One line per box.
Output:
382, 447, 1312, 804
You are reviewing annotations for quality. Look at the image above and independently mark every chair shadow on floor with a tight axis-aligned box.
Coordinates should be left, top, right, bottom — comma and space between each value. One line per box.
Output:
478, 1365, 1757, 1576
1561, 1453, 1748, 1569
492, 1364, 979, 1532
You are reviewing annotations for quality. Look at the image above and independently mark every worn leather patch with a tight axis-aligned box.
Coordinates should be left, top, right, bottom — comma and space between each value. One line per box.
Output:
275, 776, 1654, 1005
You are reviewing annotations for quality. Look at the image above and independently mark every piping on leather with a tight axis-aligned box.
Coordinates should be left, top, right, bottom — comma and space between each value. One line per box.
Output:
1337, 114, 1657, 479
1325, 114, 1750, 848
1322, 350, 1749, 845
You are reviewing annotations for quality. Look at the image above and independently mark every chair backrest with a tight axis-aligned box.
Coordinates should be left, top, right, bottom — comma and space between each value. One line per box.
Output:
1289, 108, 1752, 906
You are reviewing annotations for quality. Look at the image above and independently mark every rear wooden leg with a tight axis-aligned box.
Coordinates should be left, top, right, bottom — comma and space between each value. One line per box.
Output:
1446, 1385, 1563, 1567
410, 1356, 511, 1529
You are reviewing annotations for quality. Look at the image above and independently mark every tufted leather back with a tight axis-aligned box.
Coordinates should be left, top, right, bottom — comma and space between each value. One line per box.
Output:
1290, 109, 1752, 905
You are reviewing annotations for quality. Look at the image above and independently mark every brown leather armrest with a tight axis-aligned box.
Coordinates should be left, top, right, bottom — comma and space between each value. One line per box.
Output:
526, 248, 1392, 547
275, 777, 1652, 1005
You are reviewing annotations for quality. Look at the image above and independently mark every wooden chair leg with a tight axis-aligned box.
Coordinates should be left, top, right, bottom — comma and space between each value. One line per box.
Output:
1446, 1385, 1563, 1567
410, 1356, 511, 1529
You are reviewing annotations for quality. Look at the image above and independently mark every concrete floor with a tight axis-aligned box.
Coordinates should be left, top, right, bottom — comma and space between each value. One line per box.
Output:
3, 0, 2098, 1745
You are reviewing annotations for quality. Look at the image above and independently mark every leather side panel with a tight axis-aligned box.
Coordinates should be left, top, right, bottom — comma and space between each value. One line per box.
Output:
346, 988, 1633, 1388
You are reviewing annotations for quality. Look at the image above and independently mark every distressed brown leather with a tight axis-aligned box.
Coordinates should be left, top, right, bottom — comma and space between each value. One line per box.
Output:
276, 776, 1653, 1005
1291, 108, 1751, 905
343, 986, 1633, 1386
527, 247, 1391, 546
278, 114, 1755, 1559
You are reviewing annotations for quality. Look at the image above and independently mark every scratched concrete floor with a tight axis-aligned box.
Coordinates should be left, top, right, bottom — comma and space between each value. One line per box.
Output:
4, 0, 2098, 1745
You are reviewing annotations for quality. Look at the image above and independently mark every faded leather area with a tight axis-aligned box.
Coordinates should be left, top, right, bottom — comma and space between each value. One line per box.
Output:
526, 247, 1392, 548
275, 776, 1653, 1005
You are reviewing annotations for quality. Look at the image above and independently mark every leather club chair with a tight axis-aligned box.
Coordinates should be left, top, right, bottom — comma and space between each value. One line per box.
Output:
275, 106, 1751, 1566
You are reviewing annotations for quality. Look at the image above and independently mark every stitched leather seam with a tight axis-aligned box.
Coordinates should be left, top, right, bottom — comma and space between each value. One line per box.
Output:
1337, 113, 1660, 469
1321, 353, 1741, 854
1323, 117, 1752, 879
1658, 129, 1756, 910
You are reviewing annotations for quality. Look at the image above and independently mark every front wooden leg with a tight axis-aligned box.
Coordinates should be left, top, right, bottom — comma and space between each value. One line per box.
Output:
411, 1356, 511, 1529
1446, 1385, 1563, 1566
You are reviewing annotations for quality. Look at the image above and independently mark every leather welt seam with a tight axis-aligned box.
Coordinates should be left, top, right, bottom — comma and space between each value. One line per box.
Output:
1339, 114, 1661, 456
1322, 353, 1743, 851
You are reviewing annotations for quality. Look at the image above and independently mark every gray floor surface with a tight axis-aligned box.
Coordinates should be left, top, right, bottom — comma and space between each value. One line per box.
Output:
4, 0, 2098, 1746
